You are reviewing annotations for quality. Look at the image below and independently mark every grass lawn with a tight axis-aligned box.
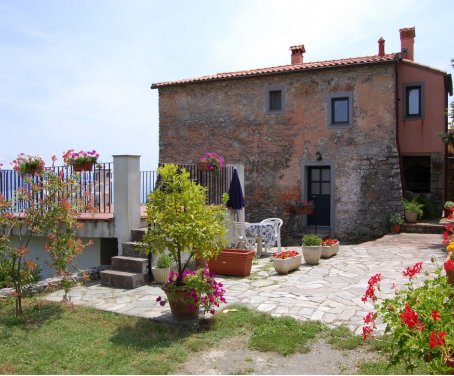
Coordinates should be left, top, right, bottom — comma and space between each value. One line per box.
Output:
0, 297, 430, 374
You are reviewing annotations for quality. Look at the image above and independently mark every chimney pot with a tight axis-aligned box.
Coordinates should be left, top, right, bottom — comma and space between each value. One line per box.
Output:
378, 37, 385, 57
290, 44, 305, 65
399, 27, 415, 61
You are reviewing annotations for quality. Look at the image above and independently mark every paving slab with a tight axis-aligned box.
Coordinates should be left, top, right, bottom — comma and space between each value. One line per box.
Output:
43, 233, 447, 333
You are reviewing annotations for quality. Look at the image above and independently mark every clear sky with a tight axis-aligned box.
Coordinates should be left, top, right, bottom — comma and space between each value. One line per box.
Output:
1, 0, 453, 170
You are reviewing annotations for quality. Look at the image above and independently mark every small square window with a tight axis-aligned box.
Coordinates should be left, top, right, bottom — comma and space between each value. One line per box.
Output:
269, 90, 282, 111
327, 92, 352, 127
331, 97, 349, 124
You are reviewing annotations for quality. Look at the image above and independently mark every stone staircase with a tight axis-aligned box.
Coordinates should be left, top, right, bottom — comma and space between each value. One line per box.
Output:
100, 228, 152, 289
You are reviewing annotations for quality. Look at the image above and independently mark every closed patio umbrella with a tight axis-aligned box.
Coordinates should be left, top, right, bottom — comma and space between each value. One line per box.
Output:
226, 168, 245, 220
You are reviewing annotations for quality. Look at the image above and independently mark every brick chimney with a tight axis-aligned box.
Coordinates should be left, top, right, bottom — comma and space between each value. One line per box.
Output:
399, 27, 415, 61
378, 37, 385, 57
290, 44, 305, 65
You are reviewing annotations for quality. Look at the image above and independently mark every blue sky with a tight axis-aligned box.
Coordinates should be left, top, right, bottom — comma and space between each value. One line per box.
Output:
1, 0, 453, 170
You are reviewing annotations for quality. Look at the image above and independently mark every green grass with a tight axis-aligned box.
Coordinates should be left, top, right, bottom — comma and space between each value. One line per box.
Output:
0, 298, 434, 374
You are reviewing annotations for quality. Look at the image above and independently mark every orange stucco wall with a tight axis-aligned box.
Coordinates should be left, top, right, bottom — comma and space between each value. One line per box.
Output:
397, 62, 446, 155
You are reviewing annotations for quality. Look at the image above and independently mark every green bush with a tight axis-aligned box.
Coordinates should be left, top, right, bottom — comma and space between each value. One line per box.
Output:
155, 254, 172, 269
302, 234, 322, 246
416, 195, 438, 219
0, 258, 41, 289
403, 198, 424, 219
388, 213, 404, 225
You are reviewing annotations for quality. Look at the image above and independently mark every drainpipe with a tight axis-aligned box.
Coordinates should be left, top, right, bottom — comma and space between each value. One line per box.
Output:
394, 59, 405, 202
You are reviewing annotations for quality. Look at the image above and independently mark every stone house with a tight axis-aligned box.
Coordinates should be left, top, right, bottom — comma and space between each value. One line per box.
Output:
151, 27, 452, 243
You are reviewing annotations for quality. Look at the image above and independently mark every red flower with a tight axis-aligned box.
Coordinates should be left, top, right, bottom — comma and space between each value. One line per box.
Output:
399, 303, 425, 330
429, 331, 446, 349
361, 273, 382, 302
444, 259, 454, 272
431, 310, 441, 321
402, 262, 423, 279
362, 324, 374, 341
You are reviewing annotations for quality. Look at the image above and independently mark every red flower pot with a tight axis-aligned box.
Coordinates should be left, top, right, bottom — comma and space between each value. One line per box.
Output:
208, 249, 255, 277
73, 162, 93, 172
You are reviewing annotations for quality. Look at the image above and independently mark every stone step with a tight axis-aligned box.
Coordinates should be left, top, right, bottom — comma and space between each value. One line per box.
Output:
401, 222, 444, 234
100, 269, 149, 289
130, 228, 148, 242
122, 241, 148, 257
112, 256, 149, 273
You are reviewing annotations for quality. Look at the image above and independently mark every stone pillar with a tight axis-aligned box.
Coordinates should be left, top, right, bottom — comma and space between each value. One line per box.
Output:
113, 155, 141, 255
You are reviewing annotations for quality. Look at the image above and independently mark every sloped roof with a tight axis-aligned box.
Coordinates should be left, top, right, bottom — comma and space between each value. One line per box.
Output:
151, 53, 400, 89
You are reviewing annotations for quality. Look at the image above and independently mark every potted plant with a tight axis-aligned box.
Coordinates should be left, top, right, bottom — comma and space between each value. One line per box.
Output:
388, 212, 404, 234
444, 201, 454, 218
11, 153, 45, 176
63, 149, 99, 172
292, 200, 314, 215
152, 254, 173, 284
362, 260, 454, 374
301, 234, 322, 265
403, 198, 424, 223
321, 238, 339, 258
198, 151, 225, 173
141, 164, 229, 320
271, 249, 302, 274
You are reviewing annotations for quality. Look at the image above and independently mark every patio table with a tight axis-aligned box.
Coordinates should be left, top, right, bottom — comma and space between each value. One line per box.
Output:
245, 222, 277, 258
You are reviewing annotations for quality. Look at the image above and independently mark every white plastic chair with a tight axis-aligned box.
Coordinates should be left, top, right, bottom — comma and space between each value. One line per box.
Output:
260, 218, 283, 252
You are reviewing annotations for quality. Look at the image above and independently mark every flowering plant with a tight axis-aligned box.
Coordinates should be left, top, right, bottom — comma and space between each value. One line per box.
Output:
321, 238, 339, 247
63, 149, 99, 166
272, 250, 300, 259
200, 152, 224, 173
156, 267, 226, 315
361, 260, 454, 373
11, 153, 45, 175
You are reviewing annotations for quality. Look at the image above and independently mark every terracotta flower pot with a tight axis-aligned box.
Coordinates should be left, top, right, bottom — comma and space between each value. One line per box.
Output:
390, 224, 401, 234
197, 161, 211, 171
162, 286, 199, 321
208, 249, 255, 277
73, 162, 94, 172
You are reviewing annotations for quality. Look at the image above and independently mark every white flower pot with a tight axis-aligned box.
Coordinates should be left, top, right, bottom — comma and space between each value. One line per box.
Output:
321, 242, 339, 259
404, 211, 417, 223
152, 267, 171, 284
272, 253, 302, 274
302, 245, 322, 265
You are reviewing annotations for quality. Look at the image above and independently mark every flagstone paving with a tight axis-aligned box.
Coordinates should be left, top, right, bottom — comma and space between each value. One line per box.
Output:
44, 233, 447, 335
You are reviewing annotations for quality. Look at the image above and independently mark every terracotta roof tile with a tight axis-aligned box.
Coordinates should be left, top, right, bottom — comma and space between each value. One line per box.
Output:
151, 53, 399, 89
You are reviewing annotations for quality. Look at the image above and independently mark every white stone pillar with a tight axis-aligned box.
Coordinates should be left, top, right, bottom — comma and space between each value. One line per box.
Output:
113, 155, 141, 255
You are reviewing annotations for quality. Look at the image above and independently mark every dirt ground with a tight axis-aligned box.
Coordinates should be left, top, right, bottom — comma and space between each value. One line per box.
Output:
176, 335, 382, 375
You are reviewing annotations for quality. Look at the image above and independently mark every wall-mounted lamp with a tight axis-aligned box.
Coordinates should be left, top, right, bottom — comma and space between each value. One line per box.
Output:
315, 152, 322, 161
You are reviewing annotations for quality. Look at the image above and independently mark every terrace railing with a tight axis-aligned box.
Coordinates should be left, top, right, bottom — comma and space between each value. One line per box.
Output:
0, 163, 113, 213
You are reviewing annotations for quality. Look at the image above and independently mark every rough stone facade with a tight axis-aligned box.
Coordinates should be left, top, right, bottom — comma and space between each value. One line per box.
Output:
158, 63, 403, 243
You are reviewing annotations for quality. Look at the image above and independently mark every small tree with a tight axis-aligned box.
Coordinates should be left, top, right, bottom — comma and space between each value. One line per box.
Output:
141, 164, 228, 285
0, 160, 92, 316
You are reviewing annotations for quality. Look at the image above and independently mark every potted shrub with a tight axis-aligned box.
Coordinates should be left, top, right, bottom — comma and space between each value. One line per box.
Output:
152, 254, 173, 284
301, 234, 322, 265
388, 212, 404, 234
198, 151, 225, 173
403, 198, 424, 223
271, 249, 302, 274
444, 201, 454, 218
321, 238, 339, 258
11, 153, 45, 176
63, 149, 99, 172
141, 164, 229, 320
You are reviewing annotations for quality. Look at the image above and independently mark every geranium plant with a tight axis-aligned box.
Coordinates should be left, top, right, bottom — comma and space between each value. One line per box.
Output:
156, 267, 226, 315
361, 260, 454, 374
272, 250, 300, 259
11, 153, 45, 175
200, 151, 225, 173
321, 238, 339, 247
63, 149, 99, 167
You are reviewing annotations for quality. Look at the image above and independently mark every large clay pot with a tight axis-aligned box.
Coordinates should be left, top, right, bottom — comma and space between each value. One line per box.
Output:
404, 211, 417, 223
302, 245, 322, 265
390, 224, 401, 234
208, 249, 255, 277
163, 286, 199, 321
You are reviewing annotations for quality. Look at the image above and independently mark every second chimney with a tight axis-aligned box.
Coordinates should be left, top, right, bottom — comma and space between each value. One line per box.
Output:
378, 37, 385, 57
399, 27, 415, 61
290, 44, 305, 65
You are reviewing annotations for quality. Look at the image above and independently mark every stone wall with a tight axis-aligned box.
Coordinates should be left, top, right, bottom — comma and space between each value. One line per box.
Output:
158, 63, 403, 243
